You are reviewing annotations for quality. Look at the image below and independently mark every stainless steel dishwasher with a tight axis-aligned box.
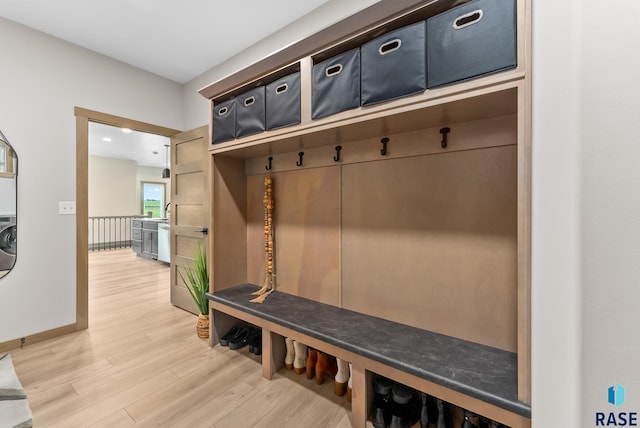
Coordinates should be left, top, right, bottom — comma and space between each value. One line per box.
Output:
157, 222, 170, 263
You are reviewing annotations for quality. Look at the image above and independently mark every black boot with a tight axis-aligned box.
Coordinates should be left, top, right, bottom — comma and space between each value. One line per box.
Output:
371, 376, 393, 428
436, 398, 450, 428
461, 410, 480, 428
420, 393, 429, 428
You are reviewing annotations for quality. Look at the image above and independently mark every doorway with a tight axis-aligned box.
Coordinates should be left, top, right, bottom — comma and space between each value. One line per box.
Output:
75, 108, 181, 330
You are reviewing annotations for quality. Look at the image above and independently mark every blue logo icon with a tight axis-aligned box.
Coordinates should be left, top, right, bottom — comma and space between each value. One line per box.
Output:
609, 384, 626, 408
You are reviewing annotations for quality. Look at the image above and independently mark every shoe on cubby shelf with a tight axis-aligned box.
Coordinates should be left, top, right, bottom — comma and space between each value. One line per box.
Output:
293, 341, 307, 375
315, 352, 338, 385
219, 325, 241, 347
229, 326, 251, 350
247, 328, 262, 355
435, 398, 451, 428
335, 358, 349, 396
347, 362, 353, 402
306, 349, 318, 379
284, 337, 295, 369
462, 409, 480, 428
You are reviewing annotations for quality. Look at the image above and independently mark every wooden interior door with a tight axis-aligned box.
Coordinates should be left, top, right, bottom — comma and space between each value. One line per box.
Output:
170, 126, 209, 314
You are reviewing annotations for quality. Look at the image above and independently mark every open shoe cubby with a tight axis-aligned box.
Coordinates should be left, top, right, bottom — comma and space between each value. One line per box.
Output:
366, 371, 512, 428
202, 0, 531, 427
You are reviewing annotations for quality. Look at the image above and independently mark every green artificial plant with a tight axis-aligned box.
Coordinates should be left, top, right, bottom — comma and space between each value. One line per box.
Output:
180, 244, 210, 315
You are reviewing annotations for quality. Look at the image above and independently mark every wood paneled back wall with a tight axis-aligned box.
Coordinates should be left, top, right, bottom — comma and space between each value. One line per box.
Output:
245, 113, 517, 351
247, 167, 341, 306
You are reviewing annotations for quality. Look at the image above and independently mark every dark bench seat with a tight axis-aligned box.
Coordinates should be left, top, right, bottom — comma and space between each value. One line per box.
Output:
206, 283, 531, 425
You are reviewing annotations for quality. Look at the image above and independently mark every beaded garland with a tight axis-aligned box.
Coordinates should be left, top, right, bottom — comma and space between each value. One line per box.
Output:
250, 175, 275, 303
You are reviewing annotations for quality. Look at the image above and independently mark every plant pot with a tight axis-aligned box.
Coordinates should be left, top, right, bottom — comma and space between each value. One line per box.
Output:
196, 314, 209, 339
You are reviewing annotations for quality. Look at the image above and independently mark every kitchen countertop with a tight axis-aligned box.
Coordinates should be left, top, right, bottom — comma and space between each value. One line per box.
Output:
207, 283, 531, 418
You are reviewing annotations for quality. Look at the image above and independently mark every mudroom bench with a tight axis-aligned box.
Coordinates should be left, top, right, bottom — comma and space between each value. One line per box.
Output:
206, 284, 531, 428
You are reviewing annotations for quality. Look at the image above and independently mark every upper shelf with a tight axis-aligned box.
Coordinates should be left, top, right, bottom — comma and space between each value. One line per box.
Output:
209, 71, 522, 159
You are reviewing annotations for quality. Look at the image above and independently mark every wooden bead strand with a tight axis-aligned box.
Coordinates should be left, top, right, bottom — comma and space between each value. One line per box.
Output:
251, 174, 276, 303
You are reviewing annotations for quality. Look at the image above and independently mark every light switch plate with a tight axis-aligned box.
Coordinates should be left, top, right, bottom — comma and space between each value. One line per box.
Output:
59, 201, 76, 215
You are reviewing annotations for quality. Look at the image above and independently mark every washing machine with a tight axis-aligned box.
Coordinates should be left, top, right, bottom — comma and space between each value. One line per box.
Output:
0, 215, 16, 272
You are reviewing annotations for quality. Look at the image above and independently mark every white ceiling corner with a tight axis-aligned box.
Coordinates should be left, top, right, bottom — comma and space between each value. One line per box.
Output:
0, 0, 333, 84
0, 0, 333, 164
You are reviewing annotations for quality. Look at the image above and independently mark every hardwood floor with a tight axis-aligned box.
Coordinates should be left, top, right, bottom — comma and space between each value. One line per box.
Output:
10, 249, 351, 427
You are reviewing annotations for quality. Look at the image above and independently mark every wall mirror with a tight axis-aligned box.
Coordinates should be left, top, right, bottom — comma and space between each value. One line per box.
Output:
0, 130, 17, 279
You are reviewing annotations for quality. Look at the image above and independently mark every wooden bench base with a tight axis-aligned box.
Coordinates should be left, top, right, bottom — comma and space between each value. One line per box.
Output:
207, 284, 531, 428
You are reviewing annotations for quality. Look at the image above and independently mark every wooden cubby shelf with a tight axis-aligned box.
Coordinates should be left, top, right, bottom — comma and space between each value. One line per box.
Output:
207, 284, 530, 427
202, 0, 532, 427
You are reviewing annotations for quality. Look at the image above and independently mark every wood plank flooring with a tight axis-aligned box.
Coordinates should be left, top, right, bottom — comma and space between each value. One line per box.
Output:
10, 249, 351, 427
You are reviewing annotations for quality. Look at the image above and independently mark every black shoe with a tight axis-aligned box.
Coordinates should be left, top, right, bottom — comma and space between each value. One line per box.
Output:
229, 327, 251, 350
247, 328, 262, 355
219, 325, 241, 347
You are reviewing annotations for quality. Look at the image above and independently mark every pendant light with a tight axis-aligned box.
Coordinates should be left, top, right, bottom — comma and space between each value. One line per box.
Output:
161, 144, 170, 178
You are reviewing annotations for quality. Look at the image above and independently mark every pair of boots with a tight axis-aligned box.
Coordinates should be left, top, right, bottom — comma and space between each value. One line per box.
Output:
284, 338, 351, 398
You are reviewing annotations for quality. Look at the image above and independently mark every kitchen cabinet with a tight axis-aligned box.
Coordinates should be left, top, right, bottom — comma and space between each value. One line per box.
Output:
132, 219, 159, 260
131, 220, 142, 255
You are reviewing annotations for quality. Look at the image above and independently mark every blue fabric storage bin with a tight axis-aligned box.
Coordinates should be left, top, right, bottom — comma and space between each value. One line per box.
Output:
266, 72, 301, 130
427, 0, 517, 88
312, 48, 361, 119
236, 86, 266, 138
360, 21, 427, 106
212, 98, 236, 144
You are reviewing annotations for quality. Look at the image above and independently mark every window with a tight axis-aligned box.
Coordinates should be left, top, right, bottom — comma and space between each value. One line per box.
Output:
0, 144, 6, 173
141, 182, 166, 218
0, 143, 15, 176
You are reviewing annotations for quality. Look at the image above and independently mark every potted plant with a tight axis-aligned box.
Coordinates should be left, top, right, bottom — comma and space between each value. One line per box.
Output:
180, 243, 210, 338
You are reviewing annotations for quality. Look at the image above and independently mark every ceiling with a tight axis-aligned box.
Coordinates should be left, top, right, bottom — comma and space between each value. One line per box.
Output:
89, 123, 171, 168
0, 0, 334, 166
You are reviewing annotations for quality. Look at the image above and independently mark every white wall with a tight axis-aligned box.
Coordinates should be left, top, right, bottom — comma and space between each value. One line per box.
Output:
533, 1, 640, 427
531, 1, 583, 426
0, 17, 183, 342
579, 1, 640, 425
88, 156, 138, 217
88, 157, 171, 218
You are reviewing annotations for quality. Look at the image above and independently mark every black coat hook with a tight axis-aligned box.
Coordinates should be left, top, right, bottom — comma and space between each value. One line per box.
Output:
265, 156, 273, 171
333, 145, 342, 162
296, 151, 304, 167
440, 127, 451, 148
380, 137, 389, 156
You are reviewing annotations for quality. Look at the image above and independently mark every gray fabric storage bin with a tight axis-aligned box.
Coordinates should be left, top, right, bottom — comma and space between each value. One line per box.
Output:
427, 0, 517, 88
212, 99, 236, 144
312, 48, 361, 119
360, 21, 426, 106
266, 72, 301, 130
236, 86, 266, 138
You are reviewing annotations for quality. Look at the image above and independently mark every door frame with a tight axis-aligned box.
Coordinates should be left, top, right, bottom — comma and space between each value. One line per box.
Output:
75, 107, 181, 330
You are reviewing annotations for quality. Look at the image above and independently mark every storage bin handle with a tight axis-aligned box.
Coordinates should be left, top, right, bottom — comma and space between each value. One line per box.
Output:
244, 96, 255, 107
218, 106, 228, 116
325, 64, 343, 77
453, 9, 483, 29
378, 39, 402, 56
275, 84, 288, 94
